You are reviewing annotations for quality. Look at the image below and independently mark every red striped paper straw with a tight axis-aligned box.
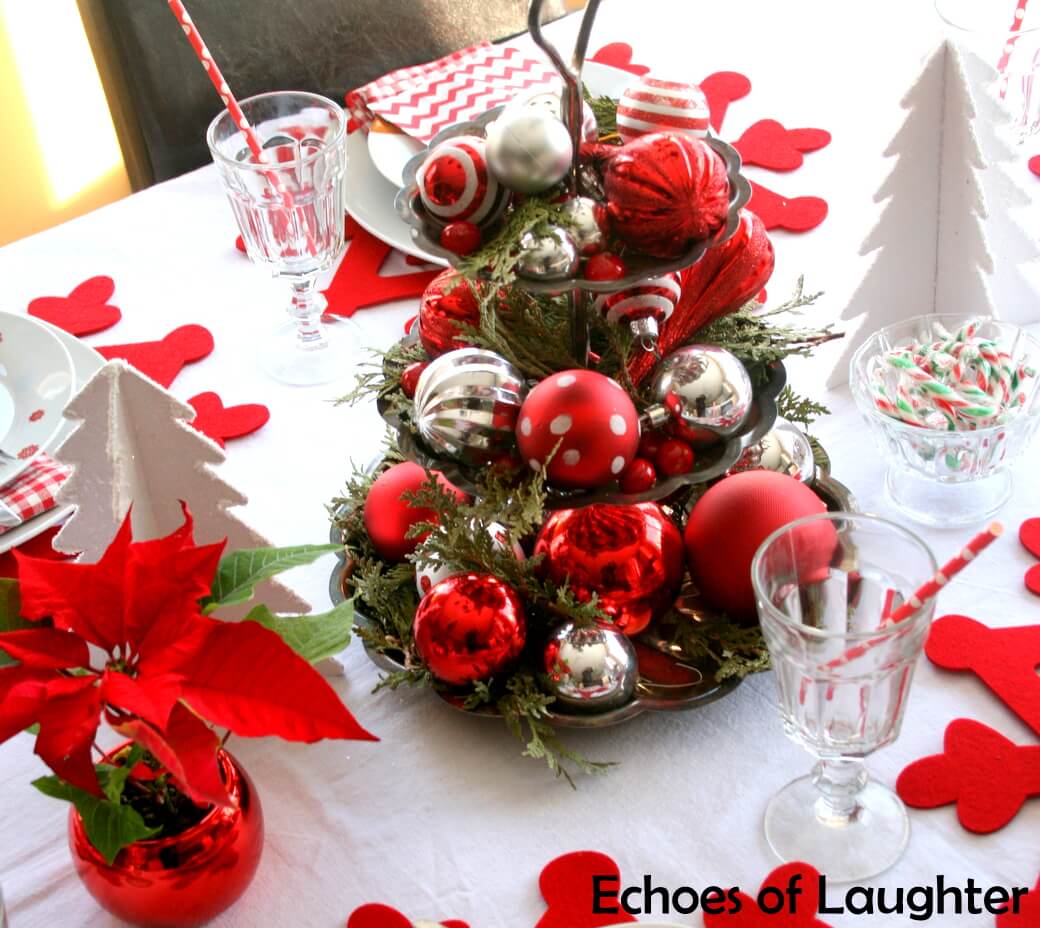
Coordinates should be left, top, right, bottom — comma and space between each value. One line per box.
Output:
997, 0, 1031, 98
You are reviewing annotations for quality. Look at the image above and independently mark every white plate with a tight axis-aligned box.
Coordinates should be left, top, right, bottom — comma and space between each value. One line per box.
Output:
0, 321, 105, 554
0, 312, 75, 488
344, 60, 637, 261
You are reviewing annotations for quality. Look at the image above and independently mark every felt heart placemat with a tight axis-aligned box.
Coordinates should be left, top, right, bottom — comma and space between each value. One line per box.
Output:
535, 851, 636, 927
188, 392, 269, 448
28, 276, 121, 336
1020, 518, 1040, 596
98, 324, 214, 388
703, 862, 834, 927
588, 42, 649, 76
734, 120, 831, 171
347, 903, 468, 928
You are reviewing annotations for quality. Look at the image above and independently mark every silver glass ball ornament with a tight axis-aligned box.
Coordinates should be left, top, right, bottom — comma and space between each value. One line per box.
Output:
542, 621, 638, 713
728, 416, 816, 484
516, 224, 580, 281
557, 196, 606, 256
644, 345, 753, 444
506, 86, 599, 143
414, 348, 525, 464
485, 107, 574, 194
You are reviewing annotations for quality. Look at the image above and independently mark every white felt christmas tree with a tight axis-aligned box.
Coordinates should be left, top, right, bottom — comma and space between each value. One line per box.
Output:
828, 41, 997, 387
53, 360, 308, 617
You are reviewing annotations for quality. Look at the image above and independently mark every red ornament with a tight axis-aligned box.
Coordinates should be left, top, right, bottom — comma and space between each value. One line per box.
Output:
516, 370, 640, 489
591, 272, 681, 342
628, 209, 775, 385
602, 133, 730, 258
418, 269, 481, 357
363, 462, 467, 562
399, 362, 427, 399
618, 458, 657, 494
412, 573, 526, 685
617, 75, 709, 143
439, 221, 482, 255
684, 470, 832, 620
70, 749, 263, 928
638, 430, 665, 459
535, 502, 684, 635
416, 135, 505, 224
655, 438, 695, 476
584, 252, 627, 281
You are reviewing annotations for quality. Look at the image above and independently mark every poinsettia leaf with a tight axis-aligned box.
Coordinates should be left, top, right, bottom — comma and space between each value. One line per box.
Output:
0, 628, 91, 670
243, 600, 353, 664
32, 774, 160, 864
0, 579, 31, 668
202, 544, 340, 612
180, 620, 377, 742
34, 681, 103, 796
101, 670, 182, 731
117, 702, 229, 808
0, 666, 59, 743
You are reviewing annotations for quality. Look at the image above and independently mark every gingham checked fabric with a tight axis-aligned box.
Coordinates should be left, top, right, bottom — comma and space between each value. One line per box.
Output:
345, 41, 561, 142
0, 454, 70, 533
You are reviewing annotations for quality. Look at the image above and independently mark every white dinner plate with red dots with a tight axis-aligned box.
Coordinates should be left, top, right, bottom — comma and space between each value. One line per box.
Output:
344, 60, 637, 262
0, 312, 75, 489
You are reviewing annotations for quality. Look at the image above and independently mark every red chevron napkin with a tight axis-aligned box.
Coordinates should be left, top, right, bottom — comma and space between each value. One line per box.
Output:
346, 42, 560, 141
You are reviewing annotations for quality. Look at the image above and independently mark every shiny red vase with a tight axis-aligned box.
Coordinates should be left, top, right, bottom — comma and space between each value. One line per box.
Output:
68, 750, 263, 928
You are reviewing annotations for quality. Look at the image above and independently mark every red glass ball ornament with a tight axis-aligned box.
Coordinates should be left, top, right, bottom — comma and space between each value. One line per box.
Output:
516, 370, 640, 489
684, 470, 834, 621
400, 361, 428, 398
416, 135, 506, 224
363, 462, 467, 562
439, 221, 482, 256
619, 457, 657, 494
584, 252, 627, 281
413, 573, 526, 685
418, 269, 481, 357
69, 749, 263, 928
656, 438, 695, 476
617, 75, 710, 143
638, 430, 665, 459
535, 502, 684, 635
603, 133, 730, 258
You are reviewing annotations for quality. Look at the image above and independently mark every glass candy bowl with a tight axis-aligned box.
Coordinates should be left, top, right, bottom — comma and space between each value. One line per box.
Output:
851, 314, 1040, 527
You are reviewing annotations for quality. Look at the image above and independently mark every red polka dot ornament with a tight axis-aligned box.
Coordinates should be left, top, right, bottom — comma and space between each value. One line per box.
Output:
416, 135, 509, 226
617, 74, 710, 143
516, 370, 640, 489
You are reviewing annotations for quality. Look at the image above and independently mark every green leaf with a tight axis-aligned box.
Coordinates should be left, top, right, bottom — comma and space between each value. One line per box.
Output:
33, 774, 160, 864
99, 744, 144, 803
0, 578, 31, 668
243, 600, 353, 664
202, 544, 341, 612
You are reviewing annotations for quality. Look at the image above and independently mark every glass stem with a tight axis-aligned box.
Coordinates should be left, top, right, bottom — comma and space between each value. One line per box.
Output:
812, 758, 867, 825
288, 275, 329, 352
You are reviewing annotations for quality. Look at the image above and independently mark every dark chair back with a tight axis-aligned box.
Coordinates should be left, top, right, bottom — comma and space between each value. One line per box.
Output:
78, 0, 569, 188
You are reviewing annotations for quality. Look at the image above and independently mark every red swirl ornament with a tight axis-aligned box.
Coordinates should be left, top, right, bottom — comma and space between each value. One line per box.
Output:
413, 573, 526, 685
418, 269, 481, 357
629, 209, 775, 385
602, 133, 730, 259
534, 502, 684, 635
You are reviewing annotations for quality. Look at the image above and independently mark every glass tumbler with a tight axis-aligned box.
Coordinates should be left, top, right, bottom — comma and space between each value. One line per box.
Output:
208, 91, 355, 385
935, 0, 1040, 141
752, 513, 938, 883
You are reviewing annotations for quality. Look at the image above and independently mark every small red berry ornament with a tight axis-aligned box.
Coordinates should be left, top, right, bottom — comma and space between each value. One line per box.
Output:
413, 573, 526, 685
363, 462, 467, 562
517, 370, 639, 489
418, 269, 481, 357
619, 458, 657, 493
416, 135, 505, 224
439, 221, 482, 256
638, 430, 665, 459
584, 252, 627, 281
400, 361, 427, 399
656, 438, 695, 476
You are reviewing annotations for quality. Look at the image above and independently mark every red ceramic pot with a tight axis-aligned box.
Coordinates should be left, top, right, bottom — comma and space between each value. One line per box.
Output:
68, 750, 263, 928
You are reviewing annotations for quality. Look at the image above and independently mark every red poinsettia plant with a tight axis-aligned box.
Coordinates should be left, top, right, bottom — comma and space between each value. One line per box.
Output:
0, 505, 374, 863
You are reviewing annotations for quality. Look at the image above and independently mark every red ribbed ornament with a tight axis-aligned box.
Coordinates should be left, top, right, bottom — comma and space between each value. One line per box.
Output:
418, 269, 481, 358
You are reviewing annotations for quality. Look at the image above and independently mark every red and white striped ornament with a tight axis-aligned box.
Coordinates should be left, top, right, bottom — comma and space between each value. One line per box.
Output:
592, 272, 682, 349
416, 135, 507, 225
617, 76, 710, 143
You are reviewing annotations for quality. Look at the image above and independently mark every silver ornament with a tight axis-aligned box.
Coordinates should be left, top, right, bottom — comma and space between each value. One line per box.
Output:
542, 621, 638, 713
506, 87, 599, 143
416, 522, 525, 596
516, 224, 580, 281
414, 348, 525, 464
728, 416, 816, 483
485, 108, 573, 194
557, 196, 606, 256
644, 345, 753, 443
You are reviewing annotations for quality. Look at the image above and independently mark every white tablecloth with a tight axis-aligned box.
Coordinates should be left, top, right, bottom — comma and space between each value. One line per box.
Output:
2, 1, 1039, 925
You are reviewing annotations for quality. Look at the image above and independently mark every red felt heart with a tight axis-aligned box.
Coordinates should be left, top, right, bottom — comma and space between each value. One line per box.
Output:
28, 276, 121, 336
98, 325, 214, 388
704, 862, 833, 927
926, 614, 1040, 737
700, 71, 752, 132
588, 42, 650, 76
734, 119, 831, 171
897, 719, 1040, 833
748, 181, 828, 232
1029, 154, 1040, 178
1027, 564, 1040, 597
1020, 518, 1040, 559
347, 904, 467, 928
536, 851, 636, 927
188, 392, 269, 448
997, 873, 1040, 926
235, 235, 247, 254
